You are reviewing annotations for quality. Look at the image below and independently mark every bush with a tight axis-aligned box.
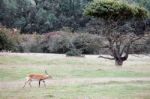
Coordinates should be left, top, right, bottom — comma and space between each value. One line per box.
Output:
71, 33, 102, 54
17, 33, 44, 53
42, 32, 71, 53
14, 31, 72, 53
66, 49, 82, 56
0, 27, 18, 51
0, 28, 104, 54
41, 32, 103, 54
131, 37, 150, 54
42, 32, 104, 54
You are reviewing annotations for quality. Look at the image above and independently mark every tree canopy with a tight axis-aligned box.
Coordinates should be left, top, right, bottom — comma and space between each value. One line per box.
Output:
84, 0, 149, 21
123, 0, 150, 11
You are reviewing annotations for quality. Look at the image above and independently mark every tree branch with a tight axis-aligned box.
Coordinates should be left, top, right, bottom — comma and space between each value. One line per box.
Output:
98, 55, 115, 60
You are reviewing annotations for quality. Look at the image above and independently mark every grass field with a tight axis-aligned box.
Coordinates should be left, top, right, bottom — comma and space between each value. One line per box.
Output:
0, 53, 150, 99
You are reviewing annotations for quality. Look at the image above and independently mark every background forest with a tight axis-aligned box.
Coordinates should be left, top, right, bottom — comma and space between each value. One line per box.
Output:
0, 0, 150, 55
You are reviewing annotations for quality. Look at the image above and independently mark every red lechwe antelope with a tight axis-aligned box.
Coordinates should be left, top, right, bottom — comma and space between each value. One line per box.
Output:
23, 70, 52, 88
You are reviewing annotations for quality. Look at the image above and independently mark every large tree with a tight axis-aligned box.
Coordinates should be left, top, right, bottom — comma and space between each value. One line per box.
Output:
84, 0, 149, 66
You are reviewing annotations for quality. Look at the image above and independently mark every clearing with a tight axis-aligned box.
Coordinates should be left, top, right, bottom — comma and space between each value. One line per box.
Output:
0, 53, 150, 99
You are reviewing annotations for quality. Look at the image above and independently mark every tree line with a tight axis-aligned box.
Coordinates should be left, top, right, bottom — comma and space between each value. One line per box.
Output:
0, 0, 150, 33
0, 0, 92, 33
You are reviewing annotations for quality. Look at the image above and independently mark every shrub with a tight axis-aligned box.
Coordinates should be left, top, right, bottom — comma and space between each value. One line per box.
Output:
17, 34, 44, 53
42, 32, 103, 54
66, 49, 82, 56
0, 29, 104, 54
42, 32, 71, 53
0, 27, 18, 51
130, 37, 150, 54
71, 33, 102, 54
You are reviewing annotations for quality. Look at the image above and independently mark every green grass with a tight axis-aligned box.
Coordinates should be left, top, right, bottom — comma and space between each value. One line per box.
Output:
0, 67, 42, 81
0, 83, 150, 99
1, 66, 150, 81
0, 55, 106, 66
0, 54, 150, 81
0, 53, 150, 99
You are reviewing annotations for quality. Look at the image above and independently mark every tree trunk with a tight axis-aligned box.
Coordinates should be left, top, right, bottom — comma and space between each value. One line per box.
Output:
115, 59, 123, 66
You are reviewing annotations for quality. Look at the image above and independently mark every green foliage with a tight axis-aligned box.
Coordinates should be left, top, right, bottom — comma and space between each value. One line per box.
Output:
0, 0, 90, 33
71, 33, 102, 54
38, 32, 103, 54
66, 49, 82, 56
0, 0, 149, 33
17, 34, 43, 52
0, 28, 16, 51
7, 31, 103, 54
43, 32, 71, 53
124, 0, 150, 11
84, 0, 149, 21
131, 37, 150, 54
